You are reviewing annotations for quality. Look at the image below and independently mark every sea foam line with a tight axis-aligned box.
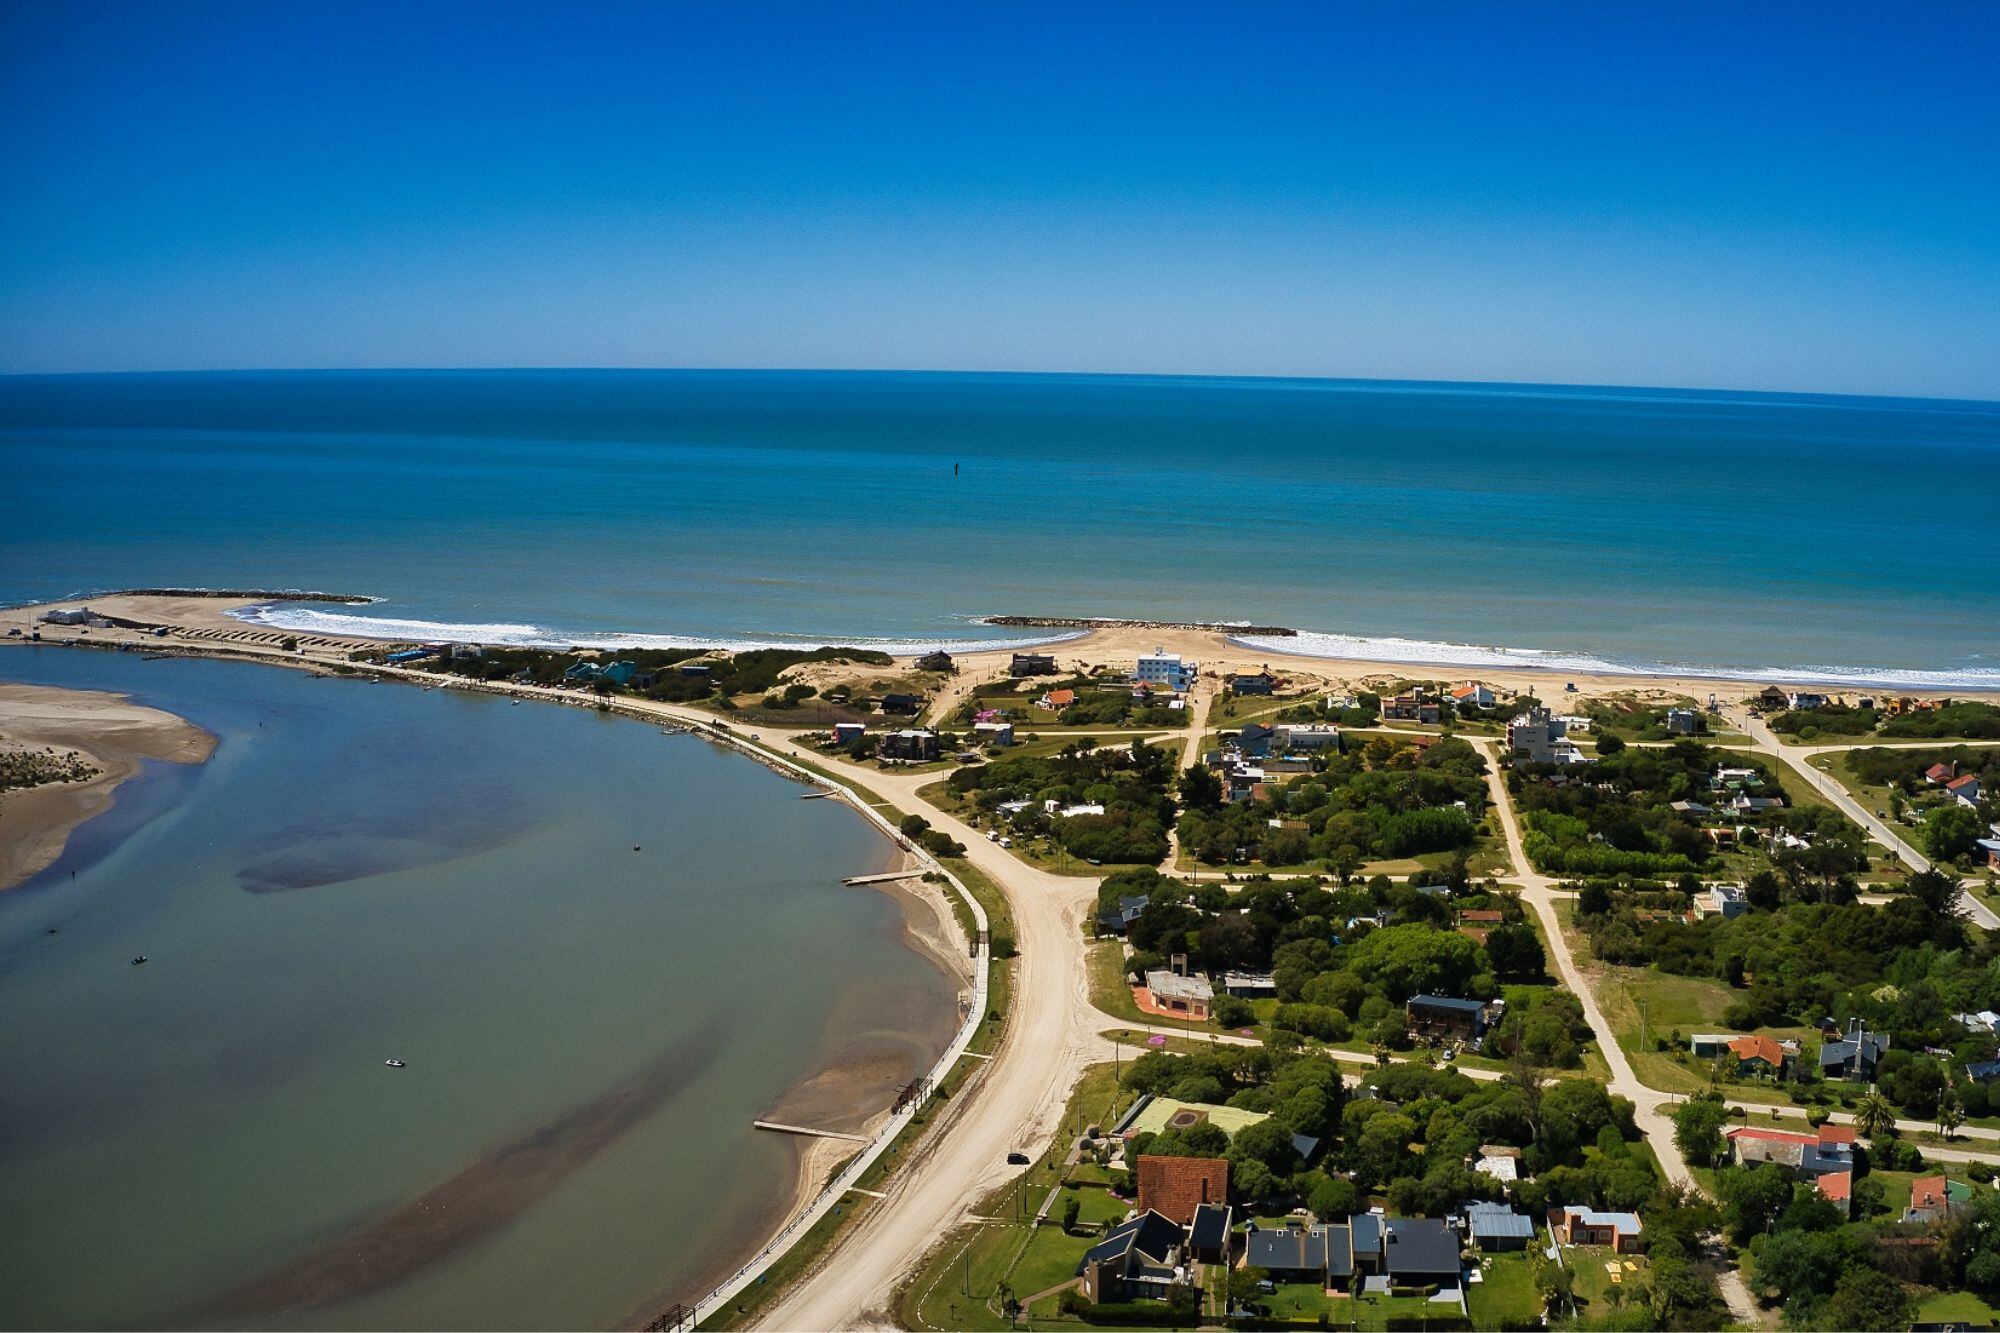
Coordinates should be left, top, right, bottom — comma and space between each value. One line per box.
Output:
229, 604, 1088, 656
1233, 631, 2000, 692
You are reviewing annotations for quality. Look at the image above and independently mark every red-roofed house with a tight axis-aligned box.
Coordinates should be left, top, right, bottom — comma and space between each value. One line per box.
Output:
1039, 688, 1076, 710
1724, 1125, 1854, 1182
1926, 762, 1957, 784
1726, 1035, 1793, 1079
1136, 1154, 1229, 1225
1815, 1170, 1853, 1215
1905, 1175, 1973, 1225
1451, 683, 1497, 709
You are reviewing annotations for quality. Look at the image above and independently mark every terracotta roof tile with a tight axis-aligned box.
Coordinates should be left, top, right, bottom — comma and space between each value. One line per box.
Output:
1136, 1155, 1229, 1226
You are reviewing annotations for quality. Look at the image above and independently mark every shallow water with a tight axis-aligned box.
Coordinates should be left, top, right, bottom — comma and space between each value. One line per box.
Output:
0, 647, 957, 1330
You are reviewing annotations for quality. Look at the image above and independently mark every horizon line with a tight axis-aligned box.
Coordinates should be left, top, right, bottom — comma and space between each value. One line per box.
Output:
3, 364, 1998, 410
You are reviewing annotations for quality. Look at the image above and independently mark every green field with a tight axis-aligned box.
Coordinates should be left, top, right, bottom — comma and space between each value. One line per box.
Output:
1466, 1251, 1543, 1327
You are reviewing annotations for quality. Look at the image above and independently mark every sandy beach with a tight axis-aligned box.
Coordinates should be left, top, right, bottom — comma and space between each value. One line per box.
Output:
0, 680, 216, 891
9, 593, 1996, 711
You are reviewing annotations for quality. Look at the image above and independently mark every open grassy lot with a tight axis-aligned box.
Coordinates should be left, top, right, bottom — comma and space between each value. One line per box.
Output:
1466, 1249, 1543, 1327
1566, 1248, 1650, 1320
1914, 1289, 2000, 1326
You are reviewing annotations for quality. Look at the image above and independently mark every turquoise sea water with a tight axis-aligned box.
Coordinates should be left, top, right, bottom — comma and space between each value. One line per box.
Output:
2, 369, 1998, 684
0, 648, 956, 1330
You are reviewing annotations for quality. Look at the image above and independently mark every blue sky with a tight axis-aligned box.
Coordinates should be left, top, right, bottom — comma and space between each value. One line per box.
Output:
3, 2, 1996, 397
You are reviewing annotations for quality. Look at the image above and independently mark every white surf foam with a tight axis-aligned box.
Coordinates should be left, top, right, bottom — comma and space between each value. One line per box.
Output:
1235, 630, 2000, 692
231, 604, 1088, 657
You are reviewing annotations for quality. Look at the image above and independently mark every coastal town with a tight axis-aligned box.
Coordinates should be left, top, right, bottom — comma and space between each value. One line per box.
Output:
7, 592, 2000, 1333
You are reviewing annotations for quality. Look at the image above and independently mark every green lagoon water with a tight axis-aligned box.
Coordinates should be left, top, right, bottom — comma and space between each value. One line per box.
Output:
0, 648, 957, 1330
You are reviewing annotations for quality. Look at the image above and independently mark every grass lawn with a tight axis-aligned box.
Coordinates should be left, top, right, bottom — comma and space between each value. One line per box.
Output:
1467, 1251, 1543, 1327
1567, 1248, 1650, 1318
1915, 1289, 2000, 1325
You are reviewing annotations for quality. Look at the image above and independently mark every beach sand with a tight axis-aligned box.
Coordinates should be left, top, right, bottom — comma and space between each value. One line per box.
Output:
0, 681, 216, 891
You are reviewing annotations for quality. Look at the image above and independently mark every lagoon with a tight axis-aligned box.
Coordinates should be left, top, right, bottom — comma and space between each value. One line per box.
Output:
0, 647, 957, 1330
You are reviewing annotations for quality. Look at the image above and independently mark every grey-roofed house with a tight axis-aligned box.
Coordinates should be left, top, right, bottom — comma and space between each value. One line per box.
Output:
1188, 1203, 1234, 1265
1077, 1211, 1186, 1303
1097, 894, 1151, 936
1819, 1018, 1890, 1081
1244, 1224, 1329, 1285
1349, 1212, 1383, 1274
1383, 1217, 1462, 1287
1465, 1202, 1536, 1252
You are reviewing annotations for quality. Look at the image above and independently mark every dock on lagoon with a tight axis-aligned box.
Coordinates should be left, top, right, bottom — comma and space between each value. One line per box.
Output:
751, 1120, 871, 1143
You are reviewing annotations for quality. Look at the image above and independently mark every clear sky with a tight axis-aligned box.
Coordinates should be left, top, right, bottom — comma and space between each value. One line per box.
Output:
3, 2, 1996, 398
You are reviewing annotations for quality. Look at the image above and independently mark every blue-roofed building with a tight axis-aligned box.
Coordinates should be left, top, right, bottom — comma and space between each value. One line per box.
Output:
599, 660, 638, 686
1465, 1202, 1536, 1251
1406, 993, 1500, 1042
1968, 1059, 2000, 1084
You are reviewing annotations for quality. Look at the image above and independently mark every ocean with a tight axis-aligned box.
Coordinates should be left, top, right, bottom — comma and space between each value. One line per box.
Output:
0, 648, 957, 1330
2, 369, 1998, 686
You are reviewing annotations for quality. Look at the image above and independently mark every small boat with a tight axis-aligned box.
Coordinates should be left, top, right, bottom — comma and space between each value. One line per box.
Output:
131, 956, 148, 965
384, 1058, 406, 1068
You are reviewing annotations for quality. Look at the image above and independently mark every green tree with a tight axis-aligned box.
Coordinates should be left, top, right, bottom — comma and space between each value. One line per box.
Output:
1925, 805, 1982, 861
1672, 1095, 1731, 1168
1939, 1088, 1967, 1139
1824, 1266, 1913, 1332
1061, 1194, 1081, 1233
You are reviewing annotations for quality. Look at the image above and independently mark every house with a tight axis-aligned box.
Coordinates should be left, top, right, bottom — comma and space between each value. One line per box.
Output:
1926, 761, 1958, 785
1509, 706, 1590, 764
1097, 893, 1151, 936
1905, 1175, 1974, 1226
1010, 652, 1058, 677
1947, 774, 1983, 807
1136, 1154, 1229, 1225
1056, 802, 1106, 818
1135, 649, 1197, 692
598, 660, 638, 686
1978, 837, 2000, 869
1144, 969, 1214, 1020
1235, 722, 1275, 758
562, 660, 601, 681
1820, 1018, 1890, 1081
1381, 1217, 1462, 1287
1038, 687, 1076, 711
1076, 1211, 1186, 1303
1666, 707, 1701, 734
832, 722, 868, 745
1465, 1202, 1536, 1252
1450, 682, 1498, 710
878, 728, 940, 761
1722, 1124, 1855, 1180
1406, 994, 1501, 1043
1690, 1033, 1741, 1060
1228, 671, 1278, 696
915, 649, 955, 672
1695, 883, 1751, 919
1244, 1223, 1335, 1286
1969, 1059, 2000, 1084
1551, 1206, 1646, 1253
973, 720, 1015, 747
1383, 690, 1441, 724
1472, 1145, 1522, 1185
38, 607, 98, 626
1188, 1203, 1234, 1265
1276, 724, 1341, 750
1954, 1011, 2000, 1036
1754, 686, 1790, 711
1787, 692, 1830, 711
678, 662, 712, 678
1726, 1034, 1794, 1078
880, 692, 921, 715
1220, 970, 1277, 997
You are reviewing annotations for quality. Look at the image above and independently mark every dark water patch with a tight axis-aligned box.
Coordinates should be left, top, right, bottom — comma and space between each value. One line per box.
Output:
234, 805, 524, 893
192, 1023, 725, 1322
